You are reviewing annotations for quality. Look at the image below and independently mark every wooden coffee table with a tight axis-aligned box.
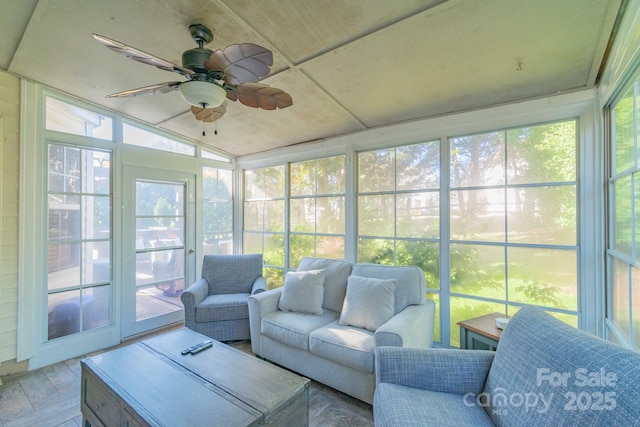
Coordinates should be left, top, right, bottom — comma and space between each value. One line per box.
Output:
81, 328, 309, 426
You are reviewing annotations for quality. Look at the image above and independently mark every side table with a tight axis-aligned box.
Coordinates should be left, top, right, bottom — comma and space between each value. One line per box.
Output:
457, 312, 507, 350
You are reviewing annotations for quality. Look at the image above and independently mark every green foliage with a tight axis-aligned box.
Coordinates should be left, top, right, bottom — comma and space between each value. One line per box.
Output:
357, 238, 394, 265
290, 234, 315, 268
264, 267, 284, 290
613, 86, 635, 175
450, 245, 504, 296
263, 233, 284, 267
395, 240, 440, 289
507, 121, 576, 183
515, 281, 563, 307
203, 167, 232, 238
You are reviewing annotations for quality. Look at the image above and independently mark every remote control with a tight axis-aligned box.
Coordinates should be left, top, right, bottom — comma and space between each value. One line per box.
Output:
190, 341, 213, 354
181, 343, 199, 355
181, 340, 212, 355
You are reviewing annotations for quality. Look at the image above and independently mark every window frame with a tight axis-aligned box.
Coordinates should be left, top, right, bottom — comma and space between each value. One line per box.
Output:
289, 155, 347, 268
606, 73, 640, 349
238, 91, 600, 346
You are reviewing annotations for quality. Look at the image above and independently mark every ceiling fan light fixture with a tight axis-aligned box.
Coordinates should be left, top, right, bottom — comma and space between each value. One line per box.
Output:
179, 80, 226, 108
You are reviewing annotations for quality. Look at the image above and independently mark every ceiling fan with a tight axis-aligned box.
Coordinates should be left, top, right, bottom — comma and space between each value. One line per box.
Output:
93, 24, 292, 126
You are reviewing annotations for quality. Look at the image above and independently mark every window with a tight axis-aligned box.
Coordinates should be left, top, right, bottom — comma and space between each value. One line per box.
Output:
357, 142, 441, 338
449, 121, 578, 346
357, 142, 440, 263
202, 149, 231, 163
243, 166, 285, 288
608, 75, 640, 349
290, 156, 346, 267
123, 123, 195, 156
202, 167, 233, 255
46, 96, 112, 140
353, 122, 578, 347
47, 144, 111, 339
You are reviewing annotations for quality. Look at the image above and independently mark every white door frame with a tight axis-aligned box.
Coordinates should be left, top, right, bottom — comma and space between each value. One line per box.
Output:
121, 166, 196, 338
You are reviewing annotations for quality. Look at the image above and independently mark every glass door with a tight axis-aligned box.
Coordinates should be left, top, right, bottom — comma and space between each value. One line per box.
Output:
123, 167, 195, 337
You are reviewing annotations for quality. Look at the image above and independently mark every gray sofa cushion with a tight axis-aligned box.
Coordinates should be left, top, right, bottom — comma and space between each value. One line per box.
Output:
297, 257, 353, 312
351, 263, 426, 313
374, 383, 494, 427
195, 293, 250, 322
261, 310, 338, 351
278, 269, 325, 315
339, 276, 396, 331
309, 320, 375, 373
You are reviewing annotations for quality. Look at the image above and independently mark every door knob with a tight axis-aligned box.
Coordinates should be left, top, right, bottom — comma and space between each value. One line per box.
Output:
188, 249, 195, 254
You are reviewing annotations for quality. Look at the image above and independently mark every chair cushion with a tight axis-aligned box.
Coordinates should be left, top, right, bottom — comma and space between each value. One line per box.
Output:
297, 257, 353, 312
261, 310, 338, 351
278, 269, 325, 315
195, 293, 250, 322
202, 254, 263, 295
309, 320, 374, 373
373, 383, 494, 427
485, 306, 640, 426
339, 276, 395, 332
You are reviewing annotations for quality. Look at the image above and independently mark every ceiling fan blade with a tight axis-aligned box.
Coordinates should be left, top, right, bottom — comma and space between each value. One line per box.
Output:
234, 83, 293, 110
226, 91, 238, 102
205, 43, 273, 85
93, 34, 194, 77
191, 102, 227, 122
106, 81, 182, 98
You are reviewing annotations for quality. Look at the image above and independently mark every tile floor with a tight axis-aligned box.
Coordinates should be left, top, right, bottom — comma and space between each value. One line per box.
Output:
0, 338, 373, 427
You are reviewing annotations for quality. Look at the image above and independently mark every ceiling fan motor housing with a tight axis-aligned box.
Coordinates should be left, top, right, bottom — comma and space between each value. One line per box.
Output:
182, 48, 214, 74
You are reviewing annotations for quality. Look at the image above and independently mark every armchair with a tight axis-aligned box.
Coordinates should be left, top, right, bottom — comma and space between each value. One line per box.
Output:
374, 306, 640, 426
181, 254, 265, 341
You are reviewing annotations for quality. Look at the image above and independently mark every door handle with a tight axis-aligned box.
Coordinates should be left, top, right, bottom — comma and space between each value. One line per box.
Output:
188, 249, 195, 254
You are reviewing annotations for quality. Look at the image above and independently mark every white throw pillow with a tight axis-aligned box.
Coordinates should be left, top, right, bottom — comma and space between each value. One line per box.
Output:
278, 269, 326, 315
339, 275, 396, 332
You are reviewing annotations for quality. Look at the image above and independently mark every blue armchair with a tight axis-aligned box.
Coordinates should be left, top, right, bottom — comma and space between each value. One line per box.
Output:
374, 306, 640, 426
181, 254, 265, 341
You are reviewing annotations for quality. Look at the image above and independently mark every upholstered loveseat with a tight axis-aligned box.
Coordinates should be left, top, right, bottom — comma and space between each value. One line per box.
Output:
374, 306, 640, 426
248, 257, 435, 404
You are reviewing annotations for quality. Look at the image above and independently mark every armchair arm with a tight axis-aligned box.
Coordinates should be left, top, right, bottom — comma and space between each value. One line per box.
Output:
180, 278, 209, 329
375, 300, 435, 348
248, 288, 283, 355
251, 276, 267, 295
375, 346, 494, 395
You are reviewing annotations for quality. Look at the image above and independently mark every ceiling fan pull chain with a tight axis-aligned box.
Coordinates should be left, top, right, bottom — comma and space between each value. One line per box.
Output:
202, 120, 206, 137
215, 120, 218, 135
